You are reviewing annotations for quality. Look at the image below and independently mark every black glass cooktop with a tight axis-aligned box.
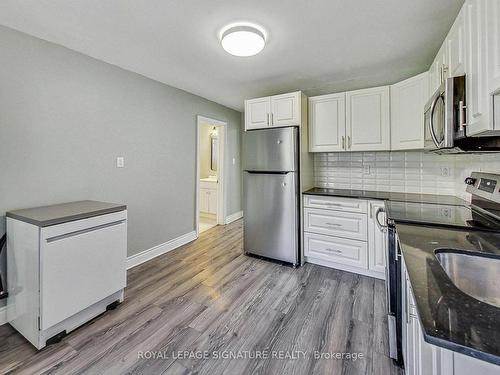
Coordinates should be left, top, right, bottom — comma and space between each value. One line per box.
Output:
385, 201, 500, 231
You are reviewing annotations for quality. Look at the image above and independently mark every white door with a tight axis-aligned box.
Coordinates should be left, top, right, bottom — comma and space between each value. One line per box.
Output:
40, 213, 127, 329
346, 86, 390, 151
309, 93, 346, 152
465, 0, 490, 135
245, 97, 270, 130
391, 72, 429, 150
270, 92, 300, 127
447, 8, 466, 77
368, 201, 387, 278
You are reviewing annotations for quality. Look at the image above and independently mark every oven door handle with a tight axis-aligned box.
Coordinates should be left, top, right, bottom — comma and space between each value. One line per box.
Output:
429, 94, 443, 148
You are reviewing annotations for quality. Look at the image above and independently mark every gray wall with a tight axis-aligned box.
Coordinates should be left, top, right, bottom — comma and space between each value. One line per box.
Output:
0, 25, 242, 269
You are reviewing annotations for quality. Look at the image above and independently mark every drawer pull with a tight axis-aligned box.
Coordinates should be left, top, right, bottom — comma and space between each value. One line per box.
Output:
326, 248, 342, 254
325, 222, 342, 227
46, 220, 126, 243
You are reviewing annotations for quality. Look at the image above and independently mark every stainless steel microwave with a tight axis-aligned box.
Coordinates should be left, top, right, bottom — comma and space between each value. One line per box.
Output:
424, 75, 466, 151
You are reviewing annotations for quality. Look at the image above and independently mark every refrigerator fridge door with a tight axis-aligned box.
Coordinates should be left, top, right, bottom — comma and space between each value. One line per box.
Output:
243, 127, 297, 172
243, 171, 298, 264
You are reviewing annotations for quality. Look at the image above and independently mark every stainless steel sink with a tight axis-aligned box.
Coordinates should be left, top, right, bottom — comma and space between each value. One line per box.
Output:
436, 251, 500, 308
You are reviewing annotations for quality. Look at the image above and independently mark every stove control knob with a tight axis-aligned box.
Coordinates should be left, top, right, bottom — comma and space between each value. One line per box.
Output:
465, 177, 477, 186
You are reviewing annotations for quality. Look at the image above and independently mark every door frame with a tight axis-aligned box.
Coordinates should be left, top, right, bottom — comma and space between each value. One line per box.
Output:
196, 115, 227, 237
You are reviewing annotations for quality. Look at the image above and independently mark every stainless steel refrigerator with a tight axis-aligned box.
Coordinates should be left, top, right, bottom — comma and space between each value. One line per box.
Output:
242, 127, 299, 266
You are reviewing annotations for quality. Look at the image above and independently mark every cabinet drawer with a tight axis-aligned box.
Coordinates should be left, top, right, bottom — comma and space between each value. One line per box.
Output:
304, 208, 367, 241
304, 232, 368, 269
304, 195, 367, 214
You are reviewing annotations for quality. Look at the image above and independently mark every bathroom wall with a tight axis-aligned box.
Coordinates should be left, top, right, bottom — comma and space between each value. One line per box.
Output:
199, 125, 218, 179
314, 151, 500, 200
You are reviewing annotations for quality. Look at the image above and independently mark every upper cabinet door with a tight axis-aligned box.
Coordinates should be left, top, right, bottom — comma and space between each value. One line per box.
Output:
465, 0, 490, 135
391, 72, 429, 150
270, 92, 301, 127
346, 86, 390, 151
447, 8, 466, 77
309, 93, 346, 152
245, 97, 271, 130
487, 0, 500, 105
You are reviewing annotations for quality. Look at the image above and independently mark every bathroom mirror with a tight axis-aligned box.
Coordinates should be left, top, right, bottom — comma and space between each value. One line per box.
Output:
210, 129, 218, 172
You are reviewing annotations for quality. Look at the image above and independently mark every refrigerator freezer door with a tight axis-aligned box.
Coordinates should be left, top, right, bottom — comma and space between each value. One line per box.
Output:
243, 127, 297, 172
243, 171, 298, 264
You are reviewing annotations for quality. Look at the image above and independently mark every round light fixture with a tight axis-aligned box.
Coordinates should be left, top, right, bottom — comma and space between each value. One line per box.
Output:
220, 23, 266, 57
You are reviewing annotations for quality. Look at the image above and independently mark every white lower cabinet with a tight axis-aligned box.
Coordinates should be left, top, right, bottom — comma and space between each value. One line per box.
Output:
7, 209, 127, 349
402, 254, 499, 375
199, 181, 217, 215
303, 232, 368, 269
303, 195, 386, 279
368, 201, 387, 276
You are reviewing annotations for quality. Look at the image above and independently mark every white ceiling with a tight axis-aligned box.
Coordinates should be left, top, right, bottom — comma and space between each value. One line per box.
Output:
0, 0, 464, 111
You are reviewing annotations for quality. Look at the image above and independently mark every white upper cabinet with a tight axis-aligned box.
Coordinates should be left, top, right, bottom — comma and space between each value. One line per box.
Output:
429, 44, 449, 95
464, 0, 489, 135
309, 93, 346, 152
245, 97, 271, 130
271, 92, 301, 127
447, 8, 466, 77
391, 72, 429, 150
244, 91, 303, 130
487, 0, 500, 94
346, 86, 391, 151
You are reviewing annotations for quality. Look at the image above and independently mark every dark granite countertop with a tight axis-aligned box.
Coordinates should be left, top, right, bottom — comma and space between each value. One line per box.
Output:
7, 200, 127, 227
396, 223, 500, 366
303, 187, 467, 206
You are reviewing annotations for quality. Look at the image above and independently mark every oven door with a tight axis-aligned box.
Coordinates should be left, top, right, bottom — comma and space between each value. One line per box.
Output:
424, 85, 446, 150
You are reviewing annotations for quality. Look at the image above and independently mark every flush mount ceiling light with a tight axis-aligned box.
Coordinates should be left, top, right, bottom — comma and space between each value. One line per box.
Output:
220, 22, 266, 57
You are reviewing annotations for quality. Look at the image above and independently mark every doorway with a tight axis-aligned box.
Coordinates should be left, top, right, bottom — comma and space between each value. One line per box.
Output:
196, 116, 226, 236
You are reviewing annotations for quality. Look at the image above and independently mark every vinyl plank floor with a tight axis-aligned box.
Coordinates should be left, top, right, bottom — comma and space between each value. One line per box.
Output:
0, 219, 402, 375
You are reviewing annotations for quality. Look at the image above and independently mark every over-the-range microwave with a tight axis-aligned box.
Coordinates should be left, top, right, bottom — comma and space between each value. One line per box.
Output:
424, 76, 466, 151
424, 75, 500, 153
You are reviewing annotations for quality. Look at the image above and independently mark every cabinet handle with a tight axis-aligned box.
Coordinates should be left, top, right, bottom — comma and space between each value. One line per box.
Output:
348, 136, 352, 149
326, 248, 342, 254
342, 136, 345, 150
459, 100, 467, 130
46, 220, 126, 243
270, 113, 274, 125
267, 113, 270, 126
325, 222, 342, 227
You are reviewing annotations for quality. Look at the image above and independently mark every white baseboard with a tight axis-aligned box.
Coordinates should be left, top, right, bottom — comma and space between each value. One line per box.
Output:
225, 210, 243, 224
0, 305, 8, 326
126, 230, 197, 270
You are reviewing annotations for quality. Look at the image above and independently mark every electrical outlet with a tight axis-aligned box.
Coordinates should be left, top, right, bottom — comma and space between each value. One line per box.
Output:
116, 157, 125, 168
440, 166, 450, 177
363, 165, 371, 175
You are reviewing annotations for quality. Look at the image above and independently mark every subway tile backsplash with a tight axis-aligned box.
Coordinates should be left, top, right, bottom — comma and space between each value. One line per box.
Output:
313, 151, 500, 199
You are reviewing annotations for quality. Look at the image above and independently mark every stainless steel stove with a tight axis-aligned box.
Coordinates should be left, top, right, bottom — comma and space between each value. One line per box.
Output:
385, 172, 500, 366
385, 201, 500, 231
